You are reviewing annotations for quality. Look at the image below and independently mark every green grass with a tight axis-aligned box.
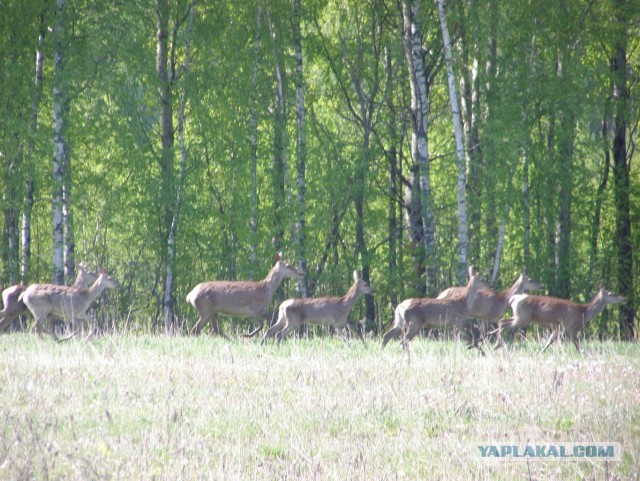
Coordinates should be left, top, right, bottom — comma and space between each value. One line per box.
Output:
0, 334, 638, 480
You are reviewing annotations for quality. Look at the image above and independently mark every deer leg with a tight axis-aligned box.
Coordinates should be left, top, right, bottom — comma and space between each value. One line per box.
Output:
0, 313, 13, 332
541, 328, 559, 352
404, 321, 423, 342
211, 315, 228, 339
570, 332, 582, 354
45, 315, 60, 341
244, 320, 264, 338
381, 326, 402, 349
191, 314, 211, 335
493, 317, 514, 350
261, 317, 286, 345
276, 323, 298, 344
338, 326, 350, 342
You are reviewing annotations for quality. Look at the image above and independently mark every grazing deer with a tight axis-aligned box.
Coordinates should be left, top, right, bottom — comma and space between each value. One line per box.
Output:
261, 270, 374, 344
0, 262, 99, 333
382, 267, 489, 349
499, 285, 626, 353
437, 269, 543, 344
186, 252, 303, 336
19, 266, 120, 339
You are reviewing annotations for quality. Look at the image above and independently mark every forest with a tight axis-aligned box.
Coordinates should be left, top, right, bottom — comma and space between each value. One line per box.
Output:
0, 0, 638, 339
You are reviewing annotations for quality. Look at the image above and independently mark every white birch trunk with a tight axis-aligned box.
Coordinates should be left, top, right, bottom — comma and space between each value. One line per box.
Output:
491, 205, 510, 286
437, 0, 468, 285
266, 0, 289, 251
292, 0, 308, 298
249, 5, 262, 279
52, 0, 67, 285
163, 3, 194, 332
401, 0, 437, 295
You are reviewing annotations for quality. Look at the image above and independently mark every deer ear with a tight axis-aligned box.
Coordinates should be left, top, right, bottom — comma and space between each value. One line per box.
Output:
468, 266, 473, 278
353, 270, 360, 282
273, 252, 282, 265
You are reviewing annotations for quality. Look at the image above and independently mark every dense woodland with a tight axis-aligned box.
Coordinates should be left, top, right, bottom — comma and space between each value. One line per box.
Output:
1, 0, 638, 338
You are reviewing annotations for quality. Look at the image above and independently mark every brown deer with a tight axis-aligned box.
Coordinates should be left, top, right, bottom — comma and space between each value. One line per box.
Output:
261, 270, 374, 344
382, 267, 489, 349
0, 262, 99, 333
19, 267, 120, 339
186, 252, 302, 336
437, 269, 543, 344
499, 285, 626, 353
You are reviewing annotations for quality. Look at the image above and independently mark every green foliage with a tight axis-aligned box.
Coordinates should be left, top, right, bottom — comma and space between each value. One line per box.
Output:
0, 0, 638, 335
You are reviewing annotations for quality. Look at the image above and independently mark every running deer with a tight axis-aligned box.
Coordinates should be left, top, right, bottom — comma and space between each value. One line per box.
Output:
186, 252, 302, 336
437, 269, 543, 343
0, 262, 99, 333
499, 285, 626, 353
261, 270, 374, 344
381, 267, 489, 349
19, 266, 120, 339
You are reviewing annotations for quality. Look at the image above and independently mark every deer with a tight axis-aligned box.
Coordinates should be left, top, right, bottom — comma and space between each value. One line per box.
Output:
185, 252, 303, 336
0, 262, 99, 333
437, 269, 543, 345
19, 266, 120, 340
261, 270, 374, 344
381, 267, 489, 350
499, 285, 626, 353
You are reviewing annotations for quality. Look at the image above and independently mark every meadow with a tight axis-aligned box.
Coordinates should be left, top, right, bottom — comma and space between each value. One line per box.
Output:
0, 334, 638, 480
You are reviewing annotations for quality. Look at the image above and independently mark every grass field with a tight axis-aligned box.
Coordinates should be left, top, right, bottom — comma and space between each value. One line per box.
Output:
0, 333, 638, 480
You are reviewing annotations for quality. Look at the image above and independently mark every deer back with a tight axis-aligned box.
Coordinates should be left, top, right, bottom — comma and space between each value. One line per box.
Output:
187, 280, 274, 317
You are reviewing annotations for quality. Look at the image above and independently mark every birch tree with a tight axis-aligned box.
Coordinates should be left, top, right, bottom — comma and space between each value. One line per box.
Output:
292, 0, 309, 298
437, 0, 467, 285
52, 0, 68, 285
401, 0, 437, 295
22, 6, 47, 282
249, 4, 262, 279
266, 0, 288, 253
163, 2, 194, 332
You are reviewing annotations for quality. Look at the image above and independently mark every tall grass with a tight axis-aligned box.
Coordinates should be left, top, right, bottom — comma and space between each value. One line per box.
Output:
0, 334, 638, 480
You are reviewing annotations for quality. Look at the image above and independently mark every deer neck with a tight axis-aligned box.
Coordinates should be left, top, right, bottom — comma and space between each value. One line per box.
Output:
465, 280, 481, 310
262, 265, 286, 298
584, 294, 607, 324
85, 277, 108, 305
504, 277, 523, 301
341, 282, 362, 308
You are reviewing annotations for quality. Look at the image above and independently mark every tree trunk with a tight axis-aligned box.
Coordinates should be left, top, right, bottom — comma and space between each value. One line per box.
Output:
437, 0, 467, 285
491, 205, 511, 286
156, 0, 178, 329
459, 5, 482, 268
555, 55, 574, 300
522, 146, 531, 268
588, 116, 610, 285
2, 151, 19, 285
52, 0, 68, 285
611, 0, 634, 339
22, 8, 45, 282
267, 0, 287, 253
163, 2, 194, 332
401, 0, 437, 296
384, 48, 399, 307
483, 0, 499, 270
292, 0, 308, 298
249, 4, 262, 279
355, 127, 376, 328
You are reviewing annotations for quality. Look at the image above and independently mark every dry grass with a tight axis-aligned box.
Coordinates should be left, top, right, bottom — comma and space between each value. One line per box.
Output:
0, 334, 638, 480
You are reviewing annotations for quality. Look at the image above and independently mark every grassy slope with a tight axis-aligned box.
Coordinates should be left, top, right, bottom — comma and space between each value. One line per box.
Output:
0, 334, 638, 480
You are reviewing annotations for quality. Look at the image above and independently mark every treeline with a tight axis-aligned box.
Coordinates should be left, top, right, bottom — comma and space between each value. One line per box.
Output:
0, 0, 638, 337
